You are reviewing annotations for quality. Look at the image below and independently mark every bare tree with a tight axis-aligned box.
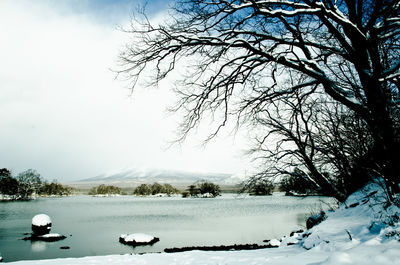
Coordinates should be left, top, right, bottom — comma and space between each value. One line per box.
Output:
311, 100, 374, 196
247, 88, 374, 201
119, 0, 400, 199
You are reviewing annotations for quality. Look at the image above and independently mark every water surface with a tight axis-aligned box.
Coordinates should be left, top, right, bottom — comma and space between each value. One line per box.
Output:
0, 194, 335, 262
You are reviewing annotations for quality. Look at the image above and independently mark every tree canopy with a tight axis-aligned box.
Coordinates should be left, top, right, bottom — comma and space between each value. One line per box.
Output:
0, 168, 73, 199
184, 181, 221, 197
119, 0, 400, 201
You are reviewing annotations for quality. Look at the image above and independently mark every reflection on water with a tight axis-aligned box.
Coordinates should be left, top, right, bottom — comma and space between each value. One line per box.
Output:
296, 212, 309, 224
31, 241, 47, 252
0, 194, 335, 262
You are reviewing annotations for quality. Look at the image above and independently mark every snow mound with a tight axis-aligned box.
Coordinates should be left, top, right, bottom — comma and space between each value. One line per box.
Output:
301, 182, 400, 252
268, 238, 281, 247
119, 233, 159, 246
32, 214, 51, 226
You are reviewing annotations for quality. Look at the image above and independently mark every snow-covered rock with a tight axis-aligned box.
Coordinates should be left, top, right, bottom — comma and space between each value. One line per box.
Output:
36, 233, 66, 242
32, 214, 52, 235
306, 211, 326, 229
119, 233, 159, 246
290, 226, 304, 236
268, 238, 281, 247
32, 214, 51, 226
22, 232, 66, 242
280, 235, 299, 247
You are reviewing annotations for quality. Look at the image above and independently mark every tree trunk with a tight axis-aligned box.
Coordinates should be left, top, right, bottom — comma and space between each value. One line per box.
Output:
364, 80, 400, 199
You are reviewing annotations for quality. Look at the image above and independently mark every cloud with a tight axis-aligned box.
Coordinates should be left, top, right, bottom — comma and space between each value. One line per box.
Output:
0, 0, 250, 181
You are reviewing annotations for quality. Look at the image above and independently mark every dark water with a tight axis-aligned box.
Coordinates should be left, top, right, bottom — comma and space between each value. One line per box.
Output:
0, 194, 334, 262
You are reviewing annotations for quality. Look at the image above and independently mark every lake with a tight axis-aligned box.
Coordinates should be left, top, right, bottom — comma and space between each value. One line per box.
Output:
0, 194, 335, 262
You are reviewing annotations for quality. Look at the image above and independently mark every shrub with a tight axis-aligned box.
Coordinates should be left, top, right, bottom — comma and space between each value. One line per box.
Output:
39, 182, 73, 196
187, 184, 200, 197
280, 168, 319, 195
185, 181, 221, 198
0, 169, 19, 196
198, 181, 221, 197
133, 183, 180, 196
88, 184, 122, 195
133, 184, 151, 196
247, 179, 274, 196
17, 169, 42, 199
1, 168, 73, 200
150, 182, 164, 195
0, 168, 11, 178
163, 183, 179, 195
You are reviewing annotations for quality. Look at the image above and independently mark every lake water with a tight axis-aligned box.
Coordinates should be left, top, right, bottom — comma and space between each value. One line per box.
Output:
0, 194, 335, 262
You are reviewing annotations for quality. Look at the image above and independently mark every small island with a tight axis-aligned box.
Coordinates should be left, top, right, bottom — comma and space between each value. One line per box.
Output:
0, 168, 73, 201
181, 181, 221, 198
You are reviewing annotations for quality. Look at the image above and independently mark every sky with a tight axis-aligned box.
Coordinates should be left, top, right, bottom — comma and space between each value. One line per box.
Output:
0, 0, 251, 181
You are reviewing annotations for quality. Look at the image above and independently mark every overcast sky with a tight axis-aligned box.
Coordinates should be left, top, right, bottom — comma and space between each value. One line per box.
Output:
0, 0, 251, 181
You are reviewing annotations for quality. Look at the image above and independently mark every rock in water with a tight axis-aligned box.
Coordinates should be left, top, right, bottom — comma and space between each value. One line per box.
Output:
119, 233, 159, 246
32, 214, 52, 235
35, 233, 66, 242
60, 246, 70, 249
22, 232, 66, 242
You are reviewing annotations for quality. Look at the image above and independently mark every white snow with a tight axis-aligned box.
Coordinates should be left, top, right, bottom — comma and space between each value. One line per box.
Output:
38, 233, 62, 239
7, 182, 400, 265
280, 235, 298, 247
268, 238, 281, 247
32, 214, 51, 226
120, 233, 155, 243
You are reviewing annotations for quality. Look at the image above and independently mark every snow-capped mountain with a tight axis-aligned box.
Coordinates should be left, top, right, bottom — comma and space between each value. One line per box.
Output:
79, 168, 243, 186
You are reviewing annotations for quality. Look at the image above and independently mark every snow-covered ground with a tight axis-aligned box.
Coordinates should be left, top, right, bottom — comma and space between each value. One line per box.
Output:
6, 183, 400, 265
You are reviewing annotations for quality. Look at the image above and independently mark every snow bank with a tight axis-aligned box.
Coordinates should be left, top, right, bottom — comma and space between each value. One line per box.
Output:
32, 214, 51, 226
5, 248, 325, 265
301, 182, 400, 251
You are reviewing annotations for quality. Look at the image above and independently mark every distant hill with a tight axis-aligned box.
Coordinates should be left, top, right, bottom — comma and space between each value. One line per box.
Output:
79, 168, 243, 186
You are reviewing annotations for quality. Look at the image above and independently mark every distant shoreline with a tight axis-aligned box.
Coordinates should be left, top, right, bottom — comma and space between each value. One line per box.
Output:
63, 181, 243, 195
